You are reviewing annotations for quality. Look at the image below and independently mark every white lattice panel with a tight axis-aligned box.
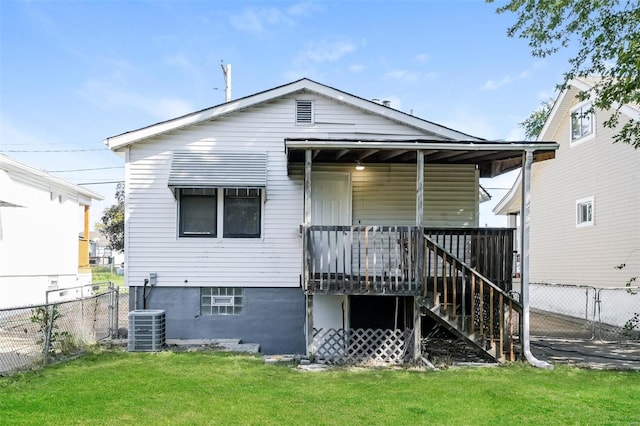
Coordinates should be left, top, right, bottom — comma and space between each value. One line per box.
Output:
313, 328, 413, 364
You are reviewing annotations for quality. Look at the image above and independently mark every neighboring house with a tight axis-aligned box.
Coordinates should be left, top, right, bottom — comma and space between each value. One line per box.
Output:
106, 78, 557, 359
494, 77, 640, 325
0, 154, 104, 308
495, 77, 640, 287
88, 231, 124, 269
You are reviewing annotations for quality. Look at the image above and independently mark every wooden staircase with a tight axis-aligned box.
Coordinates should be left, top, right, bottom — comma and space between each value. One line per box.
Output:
420, 236, 522, 362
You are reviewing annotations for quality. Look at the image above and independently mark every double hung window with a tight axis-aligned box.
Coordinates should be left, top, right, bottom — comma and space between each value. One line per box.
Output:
571, 102, 594, 143
179, 188, 217, 237
178, 188, 262, 238
223, 188, 261, 238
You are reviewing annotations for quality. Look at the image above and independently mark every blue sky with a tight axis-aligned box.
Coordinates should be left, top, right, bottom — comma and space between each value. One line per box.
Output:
1, 1, 571, 227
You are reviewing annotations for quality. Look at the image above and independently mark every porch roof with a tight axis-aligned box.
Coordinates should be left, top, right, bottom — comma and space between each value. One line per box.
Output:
285, 138, 558, 178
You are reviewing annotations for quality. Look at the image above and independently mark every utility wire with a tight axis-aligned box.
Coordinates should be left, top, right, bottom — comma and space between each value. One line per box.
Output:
47, 166, 124, 173
0, 142, 102, 146
0, 148, 109, 153
77, 180, 124, 185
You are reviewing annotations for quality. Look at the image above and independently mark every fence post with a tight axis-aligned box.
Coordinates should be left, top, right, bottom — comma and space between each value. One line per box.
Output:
43, 304, 56, 363
113, 284, 119, 338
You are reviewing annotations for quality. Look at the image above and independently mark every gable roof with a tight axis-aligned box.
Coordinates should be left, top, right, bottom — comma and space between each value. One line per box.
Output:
494, 76, 640, 215
0, 154, 104, 206
538, 76, 640, 141
105, 78, 485, 150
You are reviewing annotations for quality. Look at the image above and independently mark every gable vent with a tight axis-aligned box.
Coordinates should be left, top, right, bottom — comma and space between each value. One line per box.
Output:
296, 100, 313, 124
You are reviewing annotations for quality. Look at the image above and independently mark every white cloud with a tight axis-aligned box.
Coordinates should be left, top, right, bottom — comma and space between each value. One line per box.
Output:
415, 53, 430, 63
384, 70, 438, 82
287, 2, 324, 16
438, 109, 500, 140
230, 7, 293, 35
77, 79, 194, 119
482, 74, 514, 91
349, 64, 365, 73
505, 126, 525, 141
304, 40, 357, 63
482, 59, 547, 91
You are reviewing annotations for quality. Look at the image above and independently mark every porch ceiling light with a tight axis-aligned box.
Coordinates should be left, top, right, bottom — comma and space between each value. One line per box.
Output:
355, 161, 365, 171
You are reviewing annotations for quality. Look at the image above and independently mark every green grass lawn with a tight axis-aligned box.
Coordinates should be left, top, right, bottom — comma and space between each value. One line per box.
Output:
92, 268, 124, 287
1, 350, 638, 425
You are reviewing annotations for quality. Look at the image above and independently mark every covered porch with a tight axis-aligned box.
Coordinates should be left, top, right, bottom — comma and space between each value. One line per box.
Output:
286, 137, 558, 363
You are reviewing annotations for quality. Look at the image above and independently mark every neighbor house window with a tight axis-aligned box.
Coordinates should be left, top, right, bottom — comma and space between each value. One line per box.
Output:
179, 188, 217, 237
571, 102, 594, 143
201, 287, 243, 315
295, 100, 314, 125
576, 197, 594, 227
223, 188, 261, 238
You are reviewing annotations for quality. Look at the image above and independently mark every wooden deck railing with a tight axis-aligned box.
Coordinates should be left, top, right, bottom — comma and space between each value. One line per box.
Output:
305, 226, 421, 293
304, 226, 515, 294
425, 228, 514, 291
423, 235, 521, 361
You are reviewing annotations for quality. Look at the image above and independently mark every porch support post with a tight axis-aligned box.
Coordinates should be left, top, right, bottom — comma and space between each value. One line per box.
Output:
414, 149, 424, 361
520, 149, 552, 369
304, 149, 312, 227
304, 149, 314, 359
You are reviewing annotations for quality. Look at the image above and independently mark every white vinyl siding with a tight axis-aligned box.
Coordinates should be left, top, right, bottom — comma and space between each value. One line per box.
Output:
531, 98, 640, 287
124, 93, 476, 289
297, 163, 478, 227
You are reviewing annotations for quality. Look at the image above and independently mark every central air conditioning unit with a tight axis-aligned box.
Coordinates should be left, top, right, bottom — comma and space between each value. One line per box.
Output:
128, 309, 166, 352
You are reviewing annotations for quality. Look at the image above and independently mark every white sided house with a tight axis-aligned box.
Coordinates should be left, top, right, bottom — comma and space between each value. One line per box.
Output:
107, 79, 558, 359
0, 154, 104, 308
494, 77, 640, 328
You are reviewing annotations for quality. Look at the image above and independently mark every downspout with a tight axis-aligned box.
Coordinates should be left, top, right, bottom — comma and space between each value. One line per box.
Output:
521, 149, 553, 369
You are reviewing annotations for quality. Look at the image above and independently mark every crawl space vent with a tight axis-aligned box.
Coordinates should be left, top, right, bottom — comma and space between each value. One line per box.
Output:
128, 309, 166, 352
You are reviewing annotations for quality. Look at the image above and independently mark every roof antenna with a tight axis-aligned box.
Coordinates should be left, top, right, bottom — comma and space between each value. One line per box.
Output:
221, 61, 231, 102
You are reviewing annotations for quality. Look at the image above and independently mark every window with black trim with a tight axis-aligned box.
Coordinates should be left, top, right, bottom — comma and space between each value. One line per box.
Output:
223, 188, 261, 238
179, 188, 217, 237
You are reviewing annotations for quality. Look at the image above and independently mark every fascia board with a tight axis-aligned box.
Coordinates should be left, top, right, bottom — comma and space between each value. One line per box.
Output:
0, 155, 104, 202
493, 170, 522, 215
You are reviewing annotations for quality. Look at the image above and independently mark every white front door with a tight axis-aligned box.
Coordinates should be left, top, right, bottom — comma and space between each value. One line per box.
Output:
311, 172, 352, 226
311, 173, 352, 334
311, 172, 352, 274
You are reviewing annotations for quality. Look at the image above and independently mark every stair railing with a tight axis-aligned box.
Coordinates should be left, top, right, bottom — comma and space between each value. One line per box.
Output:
423, 235, 522, 361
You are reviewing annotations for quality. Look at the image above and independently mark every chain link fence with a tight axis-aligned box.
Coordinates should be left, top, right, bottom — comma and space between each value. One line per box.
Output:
529, 282, 640, 341
0, 282, 126, 375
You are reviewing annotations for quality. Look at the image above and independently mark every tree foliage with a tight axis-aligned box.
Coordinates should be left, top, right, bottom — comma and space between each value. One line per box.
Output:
99, 182, 124, 253
489, 0, 640, 148
520, 98, 554, 139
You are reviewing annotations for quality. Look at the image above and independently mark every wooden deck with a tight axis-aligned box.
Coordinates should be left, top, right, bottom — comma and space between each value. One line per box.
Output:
304, 225, 521, 362
304, 226, 515, 295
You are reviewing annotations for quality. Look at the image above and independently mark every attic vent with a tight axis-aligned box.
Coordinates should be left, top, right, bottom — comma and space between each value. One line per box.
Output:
296, 100, 313, 124
128, 309, 166, 352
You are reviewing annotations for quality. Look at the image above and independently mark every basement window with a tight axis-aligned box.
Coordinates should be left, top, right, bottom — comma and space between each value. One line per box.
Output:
201, 287, 243, 315
295, 100, 314, 125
